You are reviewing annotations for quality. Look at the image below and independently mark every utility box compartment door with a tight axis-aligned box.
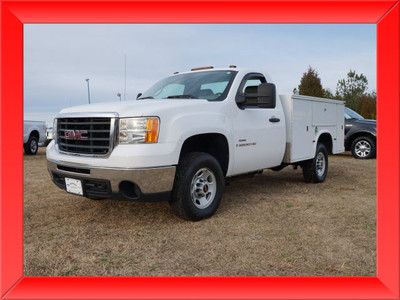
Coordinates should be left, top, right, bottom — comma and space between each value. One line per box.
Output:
312, 101, 337, 126
280, 95, 314, 163
335, 104, 345, 153
291, 99, 314, 162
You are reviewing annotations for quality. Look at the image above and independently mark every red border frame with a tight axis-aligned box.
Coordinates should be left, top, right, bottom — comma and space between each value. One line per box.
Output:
1, 1, 399, 299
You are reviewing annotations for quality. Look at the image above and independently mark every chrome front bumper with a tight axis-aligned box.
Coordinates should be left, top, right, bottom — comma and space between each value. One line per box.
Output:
47, 159, 176, 197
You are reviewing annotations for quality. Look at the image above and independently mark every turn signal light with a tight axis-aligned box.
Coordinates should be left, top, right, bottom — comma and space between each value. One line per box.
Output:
145, 117, 159, 143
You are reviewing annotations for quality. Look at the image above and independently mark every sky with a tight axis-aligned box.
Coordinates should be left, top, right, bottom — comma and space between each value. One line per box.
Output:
24, 24, 376, 125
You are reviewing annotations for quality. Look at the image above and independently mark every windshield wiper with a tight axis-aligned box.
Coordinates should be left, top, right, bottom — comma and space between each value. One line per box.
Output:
137, 96, 154, 100
166, 94, 198, 99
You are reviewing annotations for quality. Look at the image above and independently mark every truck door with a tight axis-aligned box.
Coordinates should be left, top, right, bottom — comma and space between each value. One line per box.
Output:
232, 73, 286, 175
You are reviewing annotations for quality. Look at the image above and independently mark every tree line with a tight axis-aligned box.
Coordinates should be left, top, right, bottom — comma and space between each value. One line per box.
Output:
293, 67, 376, 119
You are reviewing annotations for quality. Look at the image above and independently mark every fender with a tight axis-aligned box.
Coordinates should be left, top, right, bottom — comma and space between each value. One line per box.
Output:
313, 129, 333, 154
345, 128, 376, 149
347, 127, 376, 138
24, 125, 42, 144
165, 111, 234, 171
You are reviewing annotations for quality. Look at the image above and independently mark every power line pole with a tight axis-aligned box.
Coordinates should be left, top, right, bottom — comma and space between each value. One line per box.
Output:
124, 54, 127, 101
85, 78, 91, 104
117, 92, 122, 101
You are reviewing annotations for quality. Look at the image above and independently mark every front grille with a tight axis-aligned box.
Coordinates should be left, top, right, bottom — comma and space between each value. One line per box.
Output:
57, 165, 90, 174
57, 117, 113, 155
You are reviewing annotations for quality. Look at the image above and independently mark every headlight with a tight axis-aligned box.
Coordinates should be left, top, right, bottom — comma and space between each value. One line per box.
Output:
118, 117, 159, 144
52, 118, 57, 139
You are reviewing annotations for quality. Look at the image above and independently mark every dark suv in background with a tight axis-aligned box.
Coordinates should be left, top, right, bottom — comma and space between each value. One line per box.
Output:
344, 107, 376, 159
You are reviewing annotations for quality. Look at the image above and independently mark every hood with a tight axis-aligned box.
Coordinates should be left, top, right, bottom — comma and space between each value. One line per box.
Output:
58, 99, 211, 118
353, 119, 376, 126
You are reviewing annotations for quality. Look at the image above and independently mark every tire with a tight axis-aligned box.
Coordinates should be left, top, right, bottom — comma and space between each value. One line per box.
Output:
351, 136, 376, 159
24, 135, 38, 155
302, 143, 328, 183
170, 152, 224, 221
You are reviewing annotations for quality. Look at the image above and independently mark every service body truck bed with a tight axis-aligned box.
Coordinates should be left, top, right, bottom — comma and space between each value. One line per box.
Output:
280, 95, 344, 163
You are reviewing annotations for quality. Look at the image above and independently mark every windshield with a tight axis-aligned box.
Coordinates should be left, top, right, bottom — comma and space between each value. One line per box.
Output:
345, 107, 364, 120
138, 71, 237, 101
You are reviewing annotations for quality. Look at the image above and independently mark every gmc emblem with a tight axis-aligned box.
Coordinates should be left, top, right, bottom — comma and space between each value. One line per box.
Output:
64, 129, 88, 140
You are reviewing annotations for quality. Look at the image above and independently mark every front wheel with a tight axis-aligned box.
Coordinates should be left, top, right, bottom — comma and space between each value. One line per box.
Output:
351, 136, 376, 159
302, 143, 328, 183
170, 152, 224, 221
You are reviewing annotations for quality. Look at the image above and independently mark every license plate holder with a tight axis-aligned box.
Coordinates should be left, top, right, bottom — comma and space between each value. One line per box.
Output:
65, 177, 83, 195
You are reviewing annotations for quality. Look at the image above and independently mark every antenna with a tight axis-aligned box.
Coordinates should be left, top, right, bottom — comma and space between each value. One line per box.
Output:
85, 78, 91, 104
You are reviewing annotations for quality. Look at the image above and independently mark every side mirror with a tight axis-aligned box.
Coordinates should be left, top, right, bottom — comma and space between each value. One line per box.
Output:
136, 93, 142, 99
257, 83, 276, 108
238, 85, 258, 105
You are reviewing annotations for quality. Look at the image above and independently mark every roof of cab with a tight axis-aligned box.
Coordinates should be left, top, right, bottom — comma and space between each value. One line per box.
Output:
175, 66, 239, 75
172, 66, 272, 83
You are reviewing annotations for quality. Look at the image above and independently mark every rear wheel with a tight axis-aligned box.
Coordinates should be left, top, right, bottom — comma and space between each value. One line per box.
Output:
302, 143, 328, 183
24, 135, 38, 155
170, 152, 224, 221
351, 136, 375, 159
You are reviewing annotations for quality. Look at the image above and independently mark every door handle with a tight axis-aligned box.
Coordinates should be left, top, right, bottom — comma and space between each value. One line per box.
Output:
269, 117, 280, 123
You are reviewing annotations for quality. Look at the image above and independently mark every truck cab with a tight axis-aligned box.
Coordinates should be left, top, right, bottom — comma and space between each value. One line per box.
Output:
47, 66, 344, 220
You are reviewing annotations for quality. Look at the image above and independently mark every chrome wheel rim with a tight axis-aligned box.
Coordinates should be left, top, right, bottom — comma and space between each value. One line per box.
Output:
316, 152, 326, 177
190, 168, 216, 209
30, 139, 38, 153
355, 140, 371, 158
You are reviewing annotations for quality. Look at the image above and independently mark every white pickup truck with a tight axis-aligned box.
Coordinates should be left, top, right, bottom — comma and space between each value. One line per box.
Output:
47, 67, 344, 220
24, 120, 47, 155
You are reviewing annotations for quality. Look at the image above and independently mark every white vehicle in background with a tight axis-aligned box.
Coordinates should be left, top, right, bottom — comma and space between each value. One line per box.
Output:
24, 120, 47, 155
47, 66, 345, 220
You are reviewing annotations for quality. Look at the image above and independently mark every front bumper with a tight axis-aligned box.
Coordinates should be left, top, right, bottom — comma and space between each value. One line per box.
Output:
47, 159, 176, 200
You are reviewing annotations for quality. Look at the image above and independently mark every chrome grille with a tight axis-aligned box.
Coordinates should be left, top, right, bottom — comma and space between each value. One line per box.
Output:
57, 117, 114, 156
